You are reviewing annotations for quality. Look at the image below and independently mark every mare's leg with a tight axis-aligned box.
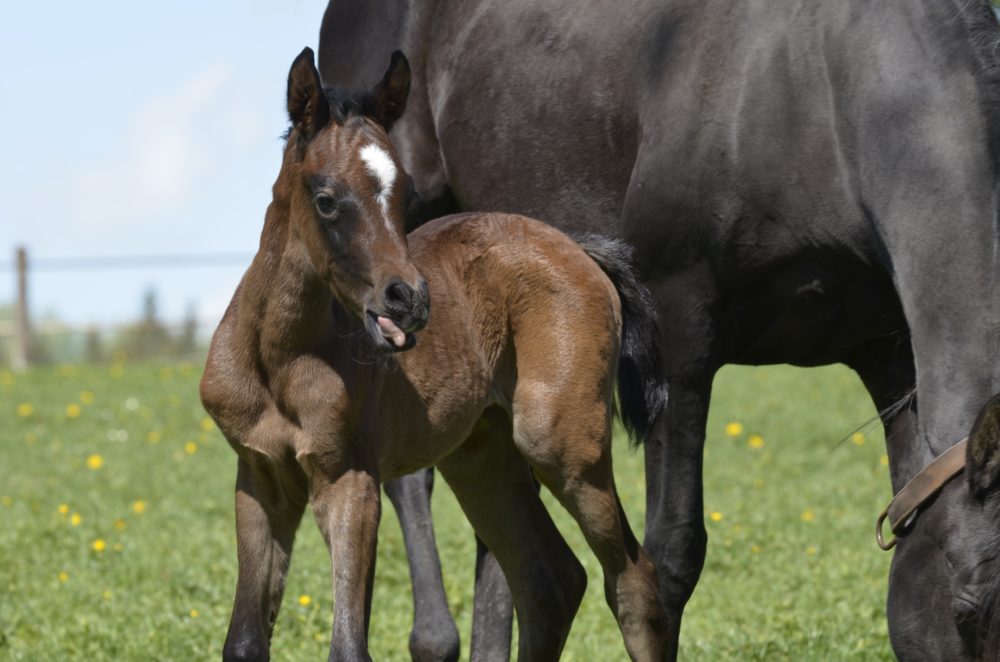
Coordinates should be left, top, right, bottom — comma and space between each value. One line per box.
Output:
383, 469, 461, 662
636, 270, 721, 660
846, 337, 918, 491
224, 456, 307, 662
470, 536, 514, 661
306, 455, 381, 662
437, 406, 588, 661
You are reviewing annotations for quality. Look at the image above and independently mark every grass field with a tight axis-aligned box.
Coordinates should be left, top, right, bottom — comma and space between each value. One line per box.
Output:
0, 360, 894, 660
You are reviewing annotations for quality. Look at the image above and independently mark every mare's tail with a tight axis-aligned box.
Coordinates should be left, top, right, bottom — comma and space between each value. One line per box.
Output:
575, 234, 668, 444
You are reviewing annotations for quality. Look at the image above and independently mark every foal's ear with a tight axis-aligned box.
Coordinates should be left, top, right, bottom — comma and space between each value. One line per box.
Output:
287, 47, 330, 141
969, 394, 1000, 497
369, 51, 411, 131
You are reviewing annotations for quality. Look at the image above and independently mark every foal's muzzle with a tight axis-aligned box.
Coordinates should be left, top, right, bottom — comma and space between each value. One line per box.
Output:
382, 277, 430, 333
366, 277, 430, 352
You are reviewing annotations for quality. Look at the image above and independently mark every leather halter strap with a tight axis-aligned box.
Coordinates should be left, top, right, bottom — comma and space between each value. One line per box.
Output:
876, 438, 968, 551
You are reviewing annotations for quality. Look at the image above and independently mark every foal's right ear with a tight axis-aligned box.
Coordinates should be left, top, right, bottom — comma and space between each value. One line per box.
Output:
969, 394, 1000, 497
369, 51, 411, 131
287, 47, 330, 142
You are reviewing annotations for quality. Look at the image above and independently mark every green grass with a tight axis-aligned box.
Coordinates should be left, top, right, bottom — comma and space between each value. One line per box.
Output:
0, 361, 893, 660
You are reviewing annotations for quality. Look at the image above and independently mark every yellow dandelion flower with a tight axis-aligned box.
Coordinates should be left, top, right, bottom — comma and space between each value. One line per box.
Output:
66, 403, 81, 418
86, 454, 104, 470
109, 364, 124, 379
132, 500, 147, 514
189, 609, 199, 618
709, 511, 723, 522
851, 431, 865, 446
314, 632, 325, 643
159, 367, 173, 380
199, 417, 215, 432
724, 422, 744, 437
751, 545, 761, 554
70, 513, 82, 526
92, 539, 106, 552
17, 403, 33, 417
880, 454, 889, 467
753, 478, 764, 488
1, 495, 12, 507
80, 390, 95, 405
807, 545, 818, 556
113, 518, 126, 531
298, 594, 312, 607
184, 441, 198, 455
801, 509, 815, 522
748, 434, 765, 449
58, 503, 70, 515
102, 590, 112, 601
147, 430, 162, 444
58, 571, 69, 583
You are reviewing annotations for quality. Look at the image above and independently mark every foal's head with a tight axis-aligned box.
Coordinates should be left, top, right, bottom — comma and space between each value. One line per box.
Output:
280, 47, 427, 351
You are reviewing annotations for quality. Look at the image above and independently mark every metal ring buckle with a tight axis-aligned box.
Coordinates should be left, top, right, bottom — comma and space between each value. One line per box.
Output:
876, 508, 896, 551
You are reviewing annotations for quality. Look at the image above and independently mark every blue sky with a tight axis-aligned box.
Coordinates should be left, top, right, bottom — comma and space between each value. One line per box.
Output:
0, 1, 330, 327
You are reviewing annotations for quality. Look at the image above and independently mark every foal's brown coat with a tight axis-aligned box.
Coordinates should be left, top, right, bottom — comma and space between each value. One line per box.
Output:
201, 48, 668, 661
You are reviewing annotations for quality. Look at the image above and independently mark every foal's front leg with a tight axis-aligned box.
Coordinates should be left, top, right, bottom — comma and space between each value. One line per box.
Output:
225, 457, 307, 662
309, 460, 381, 662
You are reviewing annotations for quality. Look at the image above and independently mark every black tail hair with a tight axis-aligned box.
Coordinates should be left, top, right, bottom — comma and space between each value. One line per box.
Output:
574, 233, 668, 444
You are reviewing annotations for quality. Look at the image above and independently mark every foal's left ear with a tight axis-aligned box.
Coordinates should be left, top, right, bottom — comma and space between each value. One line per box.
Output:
369, 51, 411, 131
287, 47, 331, 141
969, 394, 1000, 497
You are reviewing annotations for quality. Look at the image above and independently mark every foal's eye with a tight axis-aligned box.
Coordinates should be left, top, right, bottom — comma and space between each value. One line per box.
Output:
315, 194, 338, 219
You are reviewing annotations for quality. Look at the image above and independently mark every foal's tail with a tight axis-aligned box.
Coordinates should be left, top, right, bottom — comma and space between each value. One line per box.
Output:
574, 234, 668, 445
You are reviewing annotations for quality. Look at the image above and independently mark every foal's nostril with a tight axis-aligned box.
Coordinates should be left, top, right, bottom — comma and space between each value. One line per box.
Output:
417, 279, 430, 308
385, 280, 412, 308
381, 277, 429, 334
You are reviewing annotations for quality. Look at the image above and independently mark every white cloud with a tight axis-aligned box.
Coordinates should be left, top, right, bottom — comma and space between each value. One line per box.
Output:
68, 60, 265, 233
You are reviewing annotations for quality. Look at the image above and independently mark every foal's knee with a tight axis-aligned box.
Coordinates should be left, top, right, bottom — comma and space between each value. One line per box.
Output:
513, 392, 609, 473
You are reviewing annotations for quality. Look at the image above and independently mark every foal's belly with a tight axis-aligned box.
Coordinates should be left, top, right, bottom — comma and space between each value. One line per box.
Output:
375, 391, 495, 481
374, 347, 499, 481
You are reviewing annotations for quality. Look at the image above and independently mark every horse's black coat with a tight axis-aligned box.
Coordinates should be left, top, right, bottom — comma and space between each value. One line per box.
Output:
319, 1, 1000, 659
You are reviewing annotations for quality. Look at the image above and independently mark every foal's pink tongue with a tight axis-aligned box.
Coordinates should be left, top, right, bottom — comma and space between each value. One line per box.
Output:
377, 316, 407, 347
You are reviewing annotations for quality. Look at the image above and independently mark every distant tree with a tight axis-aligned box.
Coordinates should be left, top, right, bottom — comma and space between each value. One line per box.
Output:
120, 288, 170, 360
83, 326, 104, 363
174, 303, 198, 357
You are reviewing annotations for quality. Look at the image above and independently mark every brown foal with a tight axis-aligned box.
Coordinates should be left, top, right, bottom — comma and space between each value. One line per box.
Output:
200, 48, 670, 661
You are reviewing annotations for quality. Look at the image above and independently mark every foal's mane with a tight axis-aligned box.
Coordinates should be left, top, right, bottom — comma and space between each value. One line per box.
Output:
322, 84, 381, 126
281, 85, 379, 143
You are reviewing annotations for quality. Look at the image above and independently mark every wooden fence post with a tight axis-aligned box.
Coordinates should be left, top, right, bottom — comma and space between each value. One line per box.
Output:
13, 246, 30, 371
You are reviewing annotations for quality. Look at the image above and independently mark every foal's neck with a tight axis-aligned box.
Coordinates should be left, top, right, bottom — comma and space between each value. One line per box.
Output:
239, 203, 334, 369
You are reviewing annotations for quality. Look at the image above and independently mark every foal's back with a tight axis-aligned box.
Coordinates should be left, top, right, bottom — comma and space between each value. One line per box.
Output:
374, 212, 621, 478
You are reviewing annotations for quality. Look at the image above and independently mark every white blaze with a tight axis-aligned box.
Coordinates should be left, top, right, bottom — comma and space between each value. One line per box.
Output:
359, 143, 397, 213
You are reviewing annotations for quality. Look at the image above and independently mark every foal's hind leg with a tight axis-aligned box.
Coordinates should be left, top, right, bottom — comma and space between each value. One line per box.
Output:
436, 406, 587, 661
224, 456, 307, 662
512, 387, 669, 661
384, 469, 461, 662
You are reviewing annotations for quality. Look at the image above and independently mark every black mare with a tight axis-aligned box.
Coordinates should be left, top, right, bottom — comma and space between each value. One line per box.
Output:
319, 1, 1000, 659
